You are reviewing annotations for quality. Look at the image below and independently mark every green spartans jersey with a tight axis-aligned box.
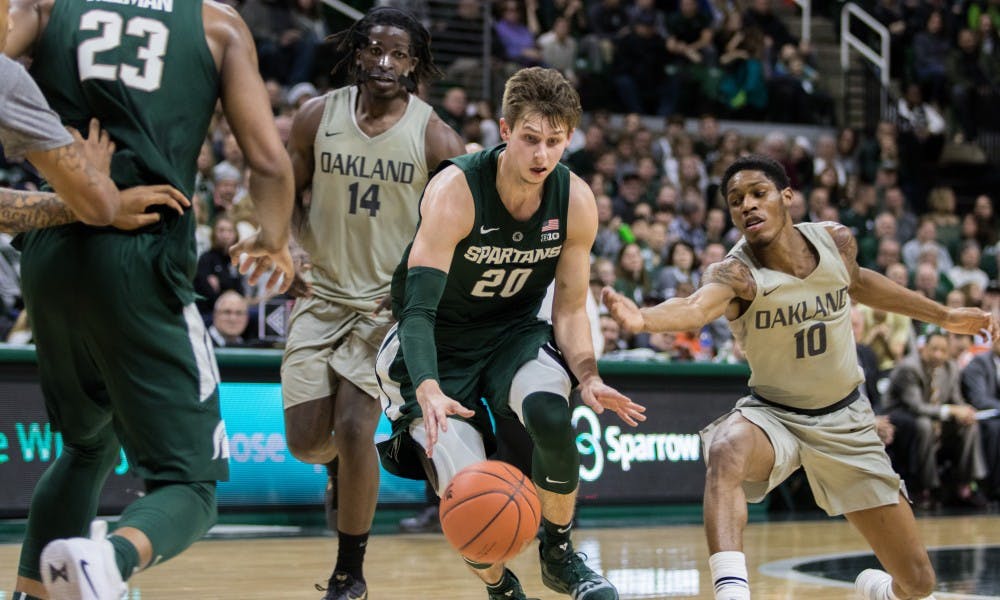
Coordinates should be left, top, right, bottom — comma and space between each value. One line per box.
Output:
391, 144, 570, 348
727, 222, 863, 409
30, 0, 217, 198
302, 86, 433, 310
27, 0, 219, 301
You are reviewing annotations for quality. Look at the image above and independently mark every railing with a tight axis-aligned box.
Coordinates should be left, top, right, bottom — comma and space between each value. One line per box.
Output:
320, 0, 363, 21
791, 0, 811, 46
840, 2, 890, 119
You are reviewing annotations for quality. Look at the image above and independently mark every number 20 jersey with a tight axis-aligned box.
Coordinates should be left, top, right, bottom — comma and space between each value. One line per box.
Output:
391, 144, 570, 347
727, 222, 863, 410
30, 0, 217, 200
303, 86, 432, 309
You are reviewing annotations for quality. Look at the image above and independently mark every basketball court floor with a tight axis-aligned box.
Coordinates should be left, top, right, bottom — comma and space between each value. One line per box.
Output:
2, 511, 998, 599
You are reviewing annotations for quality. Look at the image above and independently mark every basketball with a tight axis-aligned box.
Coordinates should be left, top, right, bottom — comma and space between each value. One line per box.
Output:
439, 460, 541, 564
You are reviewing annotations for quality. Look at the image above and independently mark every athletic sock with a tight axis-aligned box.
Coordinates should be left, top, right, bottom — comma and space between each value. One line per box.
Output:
709, 551, 750, 600
12, 592, 45, 600
540, 518, 573, 559
335, 530, 369, 581
855, 569, 900, 600
486, 569, 517, 592
109, 534, 142, 581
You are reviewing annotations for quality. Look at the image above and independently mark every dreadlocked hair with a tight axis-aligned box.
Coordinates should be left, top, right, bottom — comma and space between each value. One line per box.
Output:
328, 6, 441, 91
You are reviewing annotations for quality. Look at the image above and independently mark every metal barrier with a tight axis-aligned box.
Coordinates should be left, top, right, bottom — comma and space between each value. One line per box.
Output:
840, 2, 890, 119
791, 0, 812, 46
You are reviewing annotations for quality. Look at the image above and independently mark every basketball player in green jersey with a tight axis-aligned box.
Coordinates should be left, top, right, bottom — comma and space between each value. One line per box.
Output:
281, 7, 463, 599
603, 154, 999, 600
6, 1, 294, 599
376, 67, 645, 600
0, 0, 189, 233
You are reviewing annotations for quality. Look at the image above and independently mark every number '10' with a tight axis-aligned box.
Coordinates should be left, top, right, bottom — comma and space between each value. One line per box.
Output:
794, 323, 827, 358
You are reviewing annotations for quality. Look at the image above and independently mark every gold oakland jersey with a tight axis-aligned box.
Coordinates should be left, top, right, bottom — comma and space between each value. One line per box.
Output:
302, 86, 433, 309
728, 222, 863, 409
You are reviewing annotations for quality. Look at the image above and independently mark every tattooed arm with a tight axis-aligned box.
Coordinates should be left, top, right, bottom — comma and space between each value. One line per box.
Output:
0, 188, 75, 233
24, 122, 120, 226
602, 257, 755, 334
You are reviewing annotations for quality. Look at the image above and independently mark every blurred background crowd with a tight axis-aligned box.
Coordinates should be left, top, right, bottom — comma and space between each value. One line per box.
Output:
1, 0, 1000, 507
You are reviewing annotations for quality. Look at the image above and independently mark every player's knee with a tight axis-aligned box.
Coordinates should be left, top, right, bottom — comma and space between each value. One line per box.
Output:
521, 392, 573, 450
894, 562, 935, 598
284, 432, 331, 464
333, 412, 378, 452
706, 429, 754, 484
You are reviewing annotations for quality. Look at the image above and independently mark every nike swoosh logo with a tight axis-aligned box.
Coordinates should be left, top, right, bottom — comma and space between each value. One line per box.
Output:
324, 131, 343, 137
762, 286, 781, 296
545, 476, 568, 484
556, 525, 572, 534
80, 559, 98, 597
480, 226, 500, 234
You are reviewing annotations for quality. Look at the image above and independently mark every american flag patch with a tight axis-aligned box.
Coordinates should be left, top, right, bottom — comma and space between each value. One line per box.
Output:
541, 218, 559, 232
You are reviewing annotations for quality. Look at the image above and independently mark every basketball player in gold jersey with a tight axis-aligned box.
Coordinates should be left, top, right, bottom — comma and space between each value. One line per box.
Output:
603, 154, 998, 600
281, 7, 464, 599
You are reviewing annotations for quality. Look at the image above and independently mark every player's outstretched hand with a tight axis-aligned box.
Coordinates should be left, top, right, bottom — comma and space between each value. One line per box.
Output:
601, 286, 645, 334
229, 231, 294, 295
113, 185, 190, 230
580, 377, 646, 427
415, 380, 476, 457
942, 307, 999, 340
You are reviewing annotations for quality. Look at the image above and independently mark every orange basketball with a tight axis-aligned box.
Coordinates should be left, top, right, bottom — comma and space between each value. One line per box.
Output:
439, 460, 541, 564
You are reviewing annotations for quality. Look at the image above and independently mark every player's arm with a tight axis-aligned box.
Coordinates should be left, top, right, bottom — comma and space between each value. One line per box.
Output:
603, 257, 753, 335
208, 3, 293, 293
832, 224, 999, 339
554, 175, 645, 426
423, 112, 466, 172
287, 95, 323, 236
399, 166, 476, 449
282, 96, 324, 297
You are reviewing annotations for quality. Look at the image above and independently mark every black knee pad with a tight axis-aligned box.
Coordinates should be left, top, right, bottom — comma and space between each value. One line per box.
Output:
521, 392, 579, 493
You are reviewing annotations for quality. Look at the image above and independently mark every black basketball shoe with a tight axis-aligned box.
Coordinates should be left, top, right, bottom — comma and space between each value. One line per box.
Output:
316, 570, 367, 600
539, 541, 618, 600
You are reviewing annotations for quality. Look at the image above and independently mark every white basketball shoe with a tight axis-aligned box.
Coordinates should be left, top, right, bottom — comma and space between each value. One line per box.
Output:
40, 520, 128, 600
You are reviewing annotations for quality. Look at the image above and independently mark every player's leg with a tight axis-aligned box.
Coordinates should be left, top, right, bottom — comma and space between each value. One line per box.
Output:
506, 348, 617, 600
319, 314, 392, 598
320, 378, 380, 599
281, 294, 353, 583
847, 498, 936, 599
700, 409, 790, 600
15, 425, 120, 600
13, 263, 122, 599
376, 326, 527, 598
409, 419, 531, 597
281, 295, 346, 465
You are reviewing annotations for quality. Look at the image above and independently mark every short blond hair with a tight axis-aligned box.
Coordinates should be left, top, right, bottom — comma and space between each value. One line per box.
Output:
501, 67, 581, 133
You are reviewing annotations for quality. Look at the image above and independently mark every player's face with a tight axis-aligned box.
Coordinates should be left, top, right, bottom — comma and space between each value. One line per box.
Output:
356, 25, 417, 98
725, 170, 792, 245
499, 113, 571, 185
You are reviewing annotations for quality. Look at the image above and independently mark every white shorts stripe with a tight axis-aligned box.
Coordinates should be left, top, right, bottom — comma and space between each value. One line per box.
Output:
183, 303, 220, 402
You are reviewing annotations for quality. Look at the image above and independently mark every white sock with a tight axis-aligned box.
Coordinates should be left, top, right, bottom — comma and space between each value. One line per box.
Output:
855, 569, 900, 600
709, 551, 750, 600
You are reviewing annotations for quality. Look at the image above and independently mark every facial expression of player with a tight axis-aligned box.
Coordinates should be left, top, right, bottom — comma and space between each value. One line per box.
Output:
725, 170, 792, 245
499, 113, 571, 185
356, 25, 417, 99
